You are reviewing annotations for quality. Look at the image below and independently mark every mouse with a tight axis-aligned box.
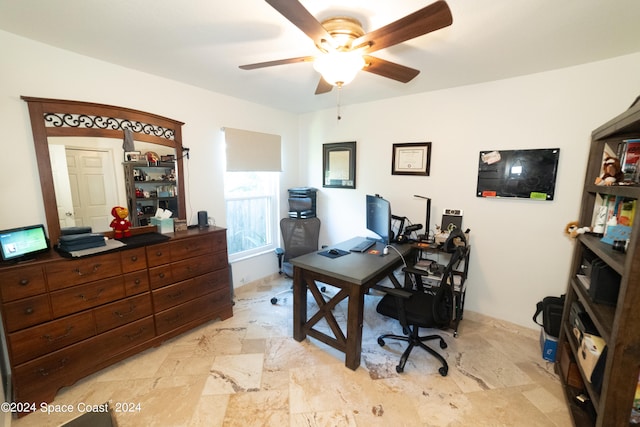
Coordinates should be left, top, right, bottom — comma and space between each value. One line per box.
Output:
328, 249, 340, 255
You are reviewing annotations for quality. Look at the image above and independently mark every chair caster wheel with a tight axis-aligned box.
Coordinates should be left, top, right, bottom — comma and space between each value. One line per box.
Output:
453, 332, 458, 338
396, 365, 404, 373
440, 340, 447, 349
377, 337, 385, 347
439, 367, 448, 376
270, 297, 277, 305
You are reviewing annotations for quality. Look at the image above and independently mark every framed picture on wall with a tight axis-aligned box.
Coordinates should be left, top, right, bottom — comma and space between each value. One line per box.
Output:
391, 142, 431, 176
323, 141, 356, 189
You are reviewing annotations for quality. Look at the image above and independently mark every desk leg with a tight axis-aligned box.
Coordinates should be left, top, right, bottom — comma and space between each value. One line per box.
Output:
345, 286, 365, 370
293, 266, 307, 342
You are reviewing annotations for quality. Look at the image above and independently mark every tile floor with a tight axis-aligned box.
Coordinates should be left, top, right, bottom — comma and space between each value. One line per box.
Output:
10, 275, 572, 426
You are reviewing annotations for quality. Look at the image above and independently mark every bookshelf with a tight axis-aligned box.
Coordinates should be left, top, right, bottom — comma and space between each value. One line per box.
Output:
557, 101, 640, 426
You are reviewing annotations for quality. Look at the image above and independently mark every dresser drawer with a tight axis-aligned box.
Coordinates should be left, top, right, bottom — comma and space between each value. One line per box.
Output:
123, 271, 150, 296
152, 279, 196, 312
171, 254, 216, 283
120, 247, 147, 273
3, 294, 52, 333
50, 276, 126, 318
155, 290, 225, 335
13, 339, 96, 403
194, 269, 230, 294
148, 264, 173, 289
170, 235, 213, 261
9, 311, 96, 365
94, 294, 152, 334
94, 317, 155, 362
146, 243, 171, 267
46, 253, 122, 290
0, 265, 46, 302
211, 231, 227, 254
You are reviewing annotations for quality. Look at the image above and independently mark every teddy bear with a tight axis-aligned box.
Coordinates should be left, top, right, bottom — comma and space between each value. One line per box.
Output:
595, 156, 624, 186
110, 206, 132, 238
565, 221, 590, 238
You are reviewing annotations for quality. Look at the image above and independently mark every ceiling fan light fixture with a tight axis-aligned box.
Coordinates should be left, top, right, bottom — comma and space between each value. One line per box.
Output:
313, 51, 365, 87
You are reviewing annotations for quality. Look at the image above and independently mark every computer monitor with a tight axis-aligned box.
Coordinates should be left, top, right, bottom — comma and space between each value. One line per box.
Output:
366, 194, 392, 244
0, 224, 50, 262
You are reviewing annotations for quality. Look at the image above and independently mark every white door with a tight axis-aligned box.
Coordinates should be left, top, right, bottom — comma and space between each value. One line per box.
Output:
66, 148, 119, 232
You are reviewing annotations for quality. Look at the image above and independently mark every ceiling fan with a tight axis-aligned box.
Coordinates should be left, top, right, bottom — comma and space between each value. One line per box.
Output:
239, 0, 453, 95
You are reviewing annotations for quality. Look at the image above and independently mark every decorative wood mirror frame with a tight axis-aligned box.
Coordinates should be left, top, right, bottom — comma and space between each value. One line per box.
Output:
22, 96, 186, 244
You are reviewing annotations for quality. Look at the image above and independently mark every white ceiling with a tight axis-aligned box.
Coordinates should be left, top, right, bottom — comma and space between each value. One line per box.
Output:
1, 0, 639, 114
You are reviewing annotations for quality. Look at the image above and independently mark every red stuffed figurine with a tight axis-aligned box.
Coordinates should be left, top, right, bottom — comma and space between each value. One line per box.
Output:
110, 206, 132, 238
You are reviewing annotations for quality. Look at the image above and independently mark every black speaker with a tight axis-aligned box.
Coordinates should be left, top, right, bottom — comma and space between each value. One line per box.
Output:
197, 211, 209, 228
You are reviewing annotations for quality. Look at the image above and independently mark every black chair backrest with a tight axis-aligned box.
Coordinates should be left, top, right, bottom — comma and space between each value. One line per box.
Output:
280, 217, 321, 262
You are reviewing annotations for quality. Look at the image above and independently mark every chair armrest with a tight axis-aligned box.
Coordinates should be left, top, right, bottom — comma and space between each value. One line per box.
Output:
371, 284, 412, 299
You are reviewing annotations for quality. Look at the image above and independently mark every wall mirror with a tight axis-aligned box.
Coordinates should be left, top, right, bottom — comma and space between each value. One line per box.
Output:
323, 141, 356, 189
22, 97, 186, 244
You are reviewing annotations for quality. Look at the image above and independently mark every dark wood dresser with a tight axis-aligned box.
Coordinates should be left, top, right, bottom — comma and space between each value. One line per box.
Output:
0, 227, 232, 414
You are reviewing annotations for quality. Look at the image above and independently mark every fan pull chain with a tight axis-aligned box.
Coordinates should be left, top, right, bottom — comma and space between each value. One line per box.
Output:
336, 83, 342, 121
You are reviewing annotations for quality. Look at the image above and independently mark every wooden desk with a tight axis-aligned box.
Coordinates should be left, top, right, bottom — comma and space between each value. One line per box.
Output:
290, 237, 414, 370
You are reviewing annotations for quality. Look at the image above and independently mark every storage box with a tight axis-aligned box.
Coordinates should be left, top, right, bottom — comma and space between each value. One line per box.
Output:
578, 333, 606, 382
540, 328, 558, 362
559, 342, 584, 389
151, 217, 174, 234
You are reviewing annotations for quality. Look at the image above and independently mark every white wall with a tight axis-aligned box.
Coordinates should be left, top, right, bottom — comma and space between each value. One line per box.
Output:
299, 52, 640, 329
0, 30, 300, 286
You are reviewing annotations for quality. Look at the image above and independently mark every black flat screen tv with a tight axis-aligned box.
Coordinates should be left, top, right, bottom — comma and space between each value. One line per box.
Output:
366, 194, 392, 244
476, 148, 560, 200
0, 224, 50, 262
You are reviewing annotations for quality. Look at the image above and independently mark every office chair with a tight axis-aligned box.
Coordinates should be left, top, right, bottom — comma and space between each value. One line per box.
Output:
373, 246, 467, 375
271, 217, 321, 304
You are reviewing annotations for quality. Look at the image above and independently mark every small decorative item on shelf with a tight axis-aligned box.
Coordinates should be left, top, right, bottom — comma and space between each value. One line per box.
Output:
144, 151, 160, 165
161, 154, 175, 162
594, 155, 624, 186
124, 151, 141, 162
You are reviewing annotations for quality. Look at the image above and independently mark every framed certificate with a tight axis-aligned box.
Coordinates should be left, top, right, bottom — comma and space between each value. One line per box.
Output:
392, 142, 431, 176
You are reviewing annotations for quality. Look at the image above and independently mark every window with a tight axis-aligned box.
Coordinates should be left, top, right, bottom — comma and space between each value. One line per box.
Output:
225, 171, 279, 261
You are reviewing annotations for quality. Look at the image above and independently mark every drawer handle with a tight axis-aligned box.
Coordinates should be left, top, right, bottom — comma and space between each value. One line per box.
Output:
168, 290, 183, 299
155, 251, 163, 257
19, 279, 30, 286
42, 326, 74, 343
74, 263, 102, 276
164, 313, 183, 324
114, 304, 137, 318
130, 255, 138, 262
78, 288, 104, 302
159, 273, 166, 279
24, 307, 34, 315
134, 278, 141, 285
38, 358, 69, 376
124, 327, 147, 341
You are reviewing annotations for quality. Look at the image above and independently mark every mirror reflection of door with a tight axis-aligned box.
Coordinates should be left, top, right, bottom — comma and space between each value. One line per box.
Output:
63, 148, 119, 232
49, 145, 76, 228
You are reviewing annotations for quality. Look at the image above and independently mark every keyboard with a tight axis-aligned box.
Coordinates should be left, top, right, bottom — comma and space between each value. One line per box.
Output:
349, 240, 375, 253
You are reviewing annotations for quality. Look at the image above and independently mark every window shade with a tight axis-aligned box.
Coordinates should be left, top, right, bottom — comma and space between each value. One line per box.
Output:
224, 127, 282, 172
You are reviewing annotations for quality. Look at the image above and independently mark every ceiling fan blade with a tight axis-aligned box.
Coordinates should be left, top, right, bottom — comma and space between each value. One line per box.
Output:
362, 56, 420, 83
239, 56, 314, 70
266, 0, 336, 48
315, 77, 333, 95
353, 0, 452, 54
